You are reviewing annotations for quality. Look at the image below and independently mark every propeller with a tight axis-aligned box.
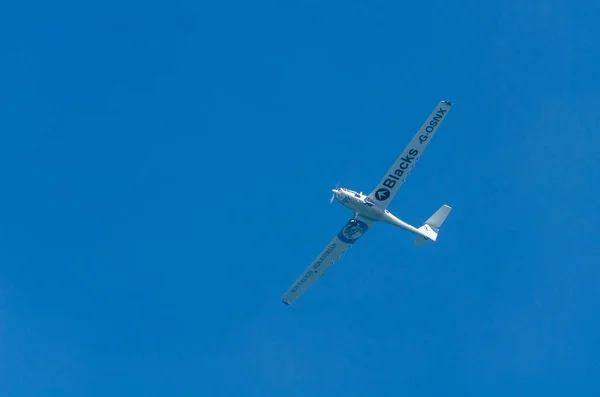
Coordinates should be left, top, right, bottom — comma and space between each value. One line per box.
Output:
329, 180, 341, 204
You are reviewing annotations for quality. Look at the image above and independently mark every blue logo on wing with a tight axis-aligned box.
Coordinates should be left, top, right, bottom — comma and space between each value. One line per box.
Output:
375, 188, 390, 201
337, 219, 369, 244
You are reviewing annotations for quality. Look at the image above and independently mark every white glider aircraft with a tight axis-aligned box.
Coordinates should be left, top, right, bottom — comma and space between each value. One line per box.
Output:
281, 100, 454, 305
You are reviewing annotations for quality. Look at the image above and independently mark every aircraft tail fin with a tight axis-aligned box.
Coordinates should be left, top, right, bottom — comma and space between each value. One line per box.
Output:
414, 204, 452, 246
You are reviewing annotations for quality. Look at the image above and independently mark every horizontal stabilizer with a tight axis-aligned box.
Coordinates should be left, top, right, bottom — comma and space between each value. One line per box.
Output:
414, 235, 428, 247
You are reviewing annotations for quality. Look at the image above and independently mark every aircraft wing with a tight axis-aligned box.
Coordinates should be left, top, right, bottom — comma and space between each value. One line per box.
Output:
367, 100, 453, 209
281, 215, 375, 305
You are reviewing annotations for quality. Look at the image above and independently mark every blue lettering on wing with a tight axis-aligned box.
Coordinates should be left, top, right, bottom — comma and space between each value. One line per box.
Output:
290, 243, 338, 293
312, 243, 337, 272
290, 270, 313, 293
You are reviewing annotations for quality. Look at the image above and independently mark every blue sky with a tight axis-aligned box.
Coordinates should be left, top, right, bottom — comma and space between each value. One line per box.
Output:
1, 0, 599, 395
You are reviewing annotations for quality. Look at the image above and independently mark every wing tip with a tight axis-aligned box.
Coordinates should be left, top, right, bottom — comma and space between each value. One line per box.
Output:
442, 99, 453, 106
281, 298, 291, 305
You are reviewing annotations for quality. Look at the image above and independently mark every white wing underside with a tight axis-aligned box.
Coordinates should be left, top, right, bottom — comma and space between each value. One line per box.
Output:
367, 100, 453, 208
281, 215, 375, 305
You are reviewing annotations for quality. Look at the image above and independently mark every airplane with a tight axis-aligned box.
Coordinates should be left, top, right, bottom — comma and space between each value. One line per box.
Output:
281, 99, 454, 305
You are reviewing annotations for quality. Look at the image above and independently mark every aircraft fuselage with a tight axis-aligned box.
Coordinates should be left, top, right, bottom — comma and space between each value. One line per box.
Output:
332, 187, 423, 235
332, 188, 383, 220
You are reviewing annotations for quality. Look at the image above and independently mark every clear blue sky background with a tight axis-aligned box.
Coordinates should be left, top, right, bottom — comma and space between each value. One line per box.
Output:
1, 0, 599, 395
